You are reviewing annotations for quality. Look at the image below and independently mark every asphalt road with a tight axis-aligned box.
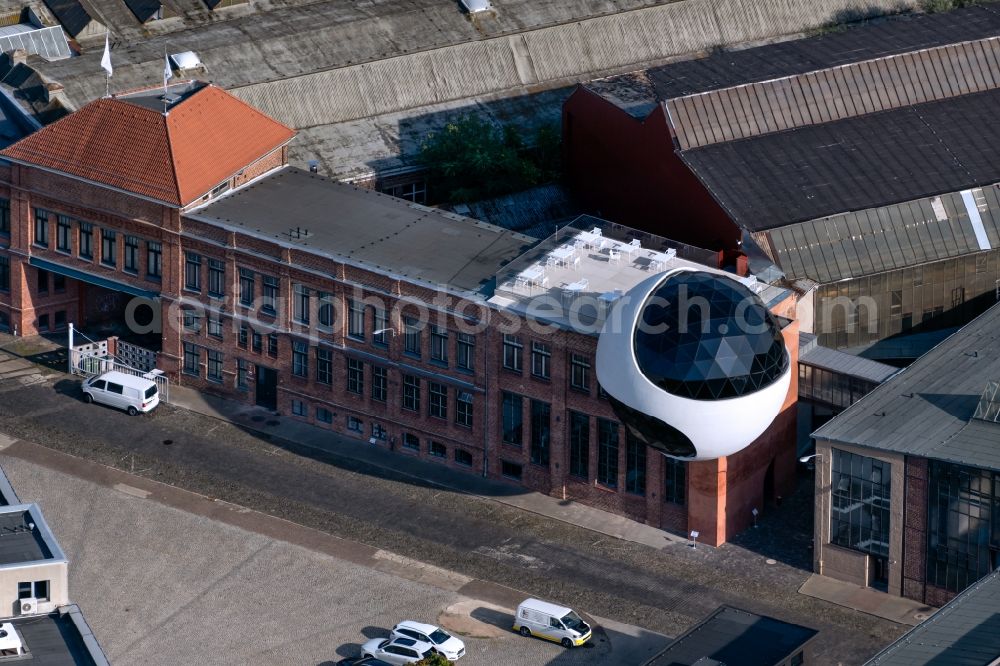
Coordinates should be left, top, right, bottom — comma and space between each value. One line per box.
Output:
0, 374, 905, 664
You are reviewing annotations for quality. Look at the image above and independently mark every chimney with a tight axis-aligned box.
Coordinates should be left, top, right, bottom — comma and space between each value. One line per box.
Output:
44, 81, 68, 106
11, 49, 27, 66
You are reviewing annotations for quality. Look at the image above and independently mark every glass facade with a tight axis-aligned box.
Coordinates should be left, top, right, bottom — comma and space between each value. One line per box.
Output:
798, 364, 880, 409
830, 449, 891, 558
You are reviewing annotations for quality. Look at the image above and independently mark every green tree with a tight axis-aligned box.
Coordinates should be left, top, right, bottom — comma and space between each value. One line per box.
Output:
415, 652, 454, 666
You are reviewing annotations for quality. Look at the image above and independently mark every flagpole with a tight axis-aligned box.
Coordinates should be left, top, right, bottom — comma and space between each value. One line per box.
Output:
101, 31, 113, 98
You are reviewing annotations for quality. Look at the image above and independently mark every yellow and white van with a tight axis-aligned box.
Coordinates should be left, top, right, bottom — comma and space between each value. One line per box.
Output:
513, 598, 592, 648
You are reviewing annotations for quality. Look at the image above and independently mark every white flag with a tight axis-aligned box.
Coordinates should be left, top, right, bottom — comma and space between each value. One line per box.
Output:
100, 32, 112, 77
163, 53, 173, 86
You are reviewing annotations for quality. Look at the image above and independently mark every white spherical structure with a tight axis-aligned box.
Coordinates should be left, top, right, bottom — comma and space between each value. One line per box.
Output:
595, 268, 791, 461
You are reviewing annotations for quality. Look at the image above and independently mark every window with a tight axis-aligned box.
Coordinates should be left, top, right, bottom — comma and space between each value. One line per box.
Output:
402, 433, 419, 451
36, 269, 48, 295
664, 457, 686, 505
182, 308, 201, 333
37, 314, 49, 332
124, 236, 139, 273
318, 292, 333, 330
430, 327, 448, 363
56, 215, 71, 252
530, 399, 551, 466
292, 341, 308, 377
455, 449, 473, 467
237, 358, 250, 389
372, 365, 387, 402
347, 358, 364, 394
252, 330, 262, 354
238, 325, 248, 349
402, 374, 421, 411
625, 433, 647, 495
33, 209, 48, 247
293, 283, 311, 325
208, 259, 225, 297
207, 350, 223, 382
101, 229, 116, 267
347, 416, 363, 433
456, 392, 473, 428
239, 268, 254, 306
17, 580, 48, 601
501, 460, 522, 481
890, 290, 902, 317
292, 399, 307, 416
80, 225, 98, 263
316, 348, 333, 385
570, 353, 591, 392
267, 333, 278, 358
430, 441, 447, 458
404, 317, 421, 356
429, 382, 447, 419
183, 343, 200, 376
457, 333, 475, 372
184, 252, 201, 291
569, 412, 589, 479
54, 310, 66, 329
207, 314, 223, 339
501, 392, 522, 446
371, 423, 387, 440
316, 407, 333, 424
830, 448, 891, 559
348, 300, 365, 339
147, 241, 162, 278
531, 342, 551, 380
597, 419, 619, 488
503, 334, 523, 372
373, 309, 389, 346
0, 198, 8, 234
262, 275, 279, 314
53, 274, 65, 293
0, 256, 7, 292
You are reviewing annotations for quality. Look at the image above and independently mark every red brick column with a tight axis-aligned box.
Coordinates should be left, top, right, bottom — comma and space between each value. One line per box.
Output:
688, 457, 727, 546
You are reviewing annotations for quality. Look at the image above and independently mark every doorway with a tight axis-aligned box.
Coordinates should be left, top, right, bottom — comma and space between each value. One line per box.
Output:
870, 556, 889, 592
255, 365, 277, 410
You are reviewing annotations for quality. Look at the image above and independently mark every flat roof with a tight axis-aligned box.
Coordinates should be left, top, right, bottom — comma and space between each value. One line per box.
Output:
12, 607, 109, 665
0, 505, 63, 566
865, 568, 1000, 666
799, 343, 900, 385
644, 605, 818, 666
186, 167, 535, 297
814, 303, 1000, 470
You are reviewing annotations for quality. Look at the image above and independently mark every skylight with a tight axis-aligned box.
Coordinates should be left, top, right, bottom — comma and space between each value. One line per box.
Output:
973, 380, 1000, 423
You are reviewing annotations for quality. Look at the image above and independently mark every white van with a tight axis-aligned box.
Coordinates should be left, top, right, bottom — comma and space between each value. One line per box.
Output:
82, 371, 160, 415
513, 598, 592, 648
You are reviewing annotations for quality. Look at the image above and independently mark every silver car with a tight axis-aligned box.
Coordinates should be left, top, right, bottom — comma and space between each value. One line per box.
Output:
360, 637, 433, 665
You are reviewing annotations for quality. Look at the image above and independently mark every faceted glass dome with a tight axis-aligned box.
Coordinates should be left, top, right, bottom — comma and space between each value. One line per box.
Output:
633, 271, 788, 401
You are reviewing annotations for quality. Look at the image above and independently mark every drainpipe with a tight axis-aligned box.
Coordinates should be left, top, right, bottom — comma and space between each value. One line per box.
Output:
482, 314, 490, 478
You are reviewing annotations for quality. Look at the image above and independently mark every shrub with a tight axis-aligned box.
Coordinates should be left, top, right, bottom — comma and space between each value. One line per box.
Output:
415, 653, 454, 666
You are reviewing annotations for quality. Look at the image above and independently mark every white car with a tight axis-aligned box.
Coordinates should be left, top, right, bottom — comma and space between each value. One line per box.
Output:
82, 371, 160, 415
390, 620, 466, 660
360, 637, 434, 665
460, 0, 492, 13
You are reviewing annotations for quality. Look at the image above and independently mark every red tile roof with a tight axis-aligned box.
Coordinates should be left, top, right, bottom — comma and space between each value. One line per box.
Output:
0, 82, 295, 207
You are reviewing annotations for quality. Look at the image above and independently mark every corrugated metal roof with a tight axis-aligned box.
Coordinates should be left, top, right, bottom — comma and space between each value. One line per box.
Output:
864, 568, 1000, 666
814, 303, 1000, 471
0, 24, 70, 61
800, 344, 899, 384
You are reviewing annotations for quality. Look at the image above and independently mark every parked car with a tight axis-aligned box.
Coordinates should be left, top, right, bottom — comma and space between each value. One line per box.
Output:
459, 0, 492, 13
336, 656, 393, 666
390, 620, 466, 660
513, 598, 592, 648
81, 371, 159, 415
360, 637, 434, 665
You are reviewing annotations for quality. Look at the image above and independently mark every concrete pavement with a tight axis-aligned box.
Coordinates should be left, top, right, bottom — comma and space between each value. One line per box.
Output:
799, 575, 935, 626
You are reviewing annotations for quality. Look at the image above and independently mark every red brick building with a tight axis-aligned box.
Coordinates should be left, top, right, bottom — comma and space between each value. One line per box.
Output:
0, 80, 799, 546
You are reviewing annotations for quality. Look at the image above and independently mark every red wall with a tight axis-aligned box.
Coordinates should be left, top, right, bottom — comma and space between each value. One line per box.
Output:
563, 87, 739, 252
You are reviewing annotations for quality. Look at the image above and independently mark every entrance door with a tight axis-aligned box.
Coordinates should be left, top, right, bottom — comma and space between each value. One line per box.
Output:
870, 556, 889, 592
255, 365, 277, 410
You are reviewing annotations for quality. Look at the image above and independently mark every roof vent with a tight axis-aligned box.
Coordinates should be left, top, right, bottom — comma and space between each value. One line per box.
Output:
286, 227, 311, 241
0, 623, 25, 655
170, 51, 203, 70
973, 380, 1000, 423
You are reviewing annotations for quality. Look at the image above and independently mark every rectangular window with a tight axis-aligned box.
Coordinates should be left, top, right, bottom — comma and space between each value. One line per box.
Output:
292, 399, 307, 417
347, 416, 363, 433
252, 330, 262, 354
570, 353, 591, 392
347, 358, 364, 394
208, 259, 225, 297
373, 308, 389, 346
317, 292, 333, 330
124, 236, 139, 273
56, 215, 71, 252
830, 448, 891, 559
239, 268, 254, 306
101, 229, 116, 267
316, 348, 333, 386
456, 392, 473, 428
404, 317, 421, 356
33, 208, 48, 247
207, 314, 223, 339
457, 333, 475, 372
292, 341, 308, 378
503, 334, 523, 372
501, 460, 523, 481
184, 252, 201, 291
262, 275, 278, 314
348, 300, 365, 339
430, 441, 447, 458
371, 423, 387, 440
146, 241, 161, 278
238, 325, 248, 349
316, 407, 333, 424
0, 256, 7, 292
17, 580, 48, 601
37, 314, 49, 332
530, 400, 551, 466
531, 341, 551, 380
207, 350, 223, 383
182, 308, 201, 333
183, 343, 200, 376
267, 333, 278, 358
402, 433, 420, 451
36, 269, 48, 295
455, 449, 473, 466
53, 272, 65, 292
372, 365, 387, 403
80, 223, 95, 260
625, 433, 647, 495
501, 392, 523, 446
597, 419, 619, 488
569, 411, 589, 479
402, 374, 421, 412
293, 284, 310, 325
0, 198, 8, 234
54, 310, 66, 329
237, 358, 250, 389
430, 327, 448, 363
664, 457, 686, 505
429, 382, 447, 419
